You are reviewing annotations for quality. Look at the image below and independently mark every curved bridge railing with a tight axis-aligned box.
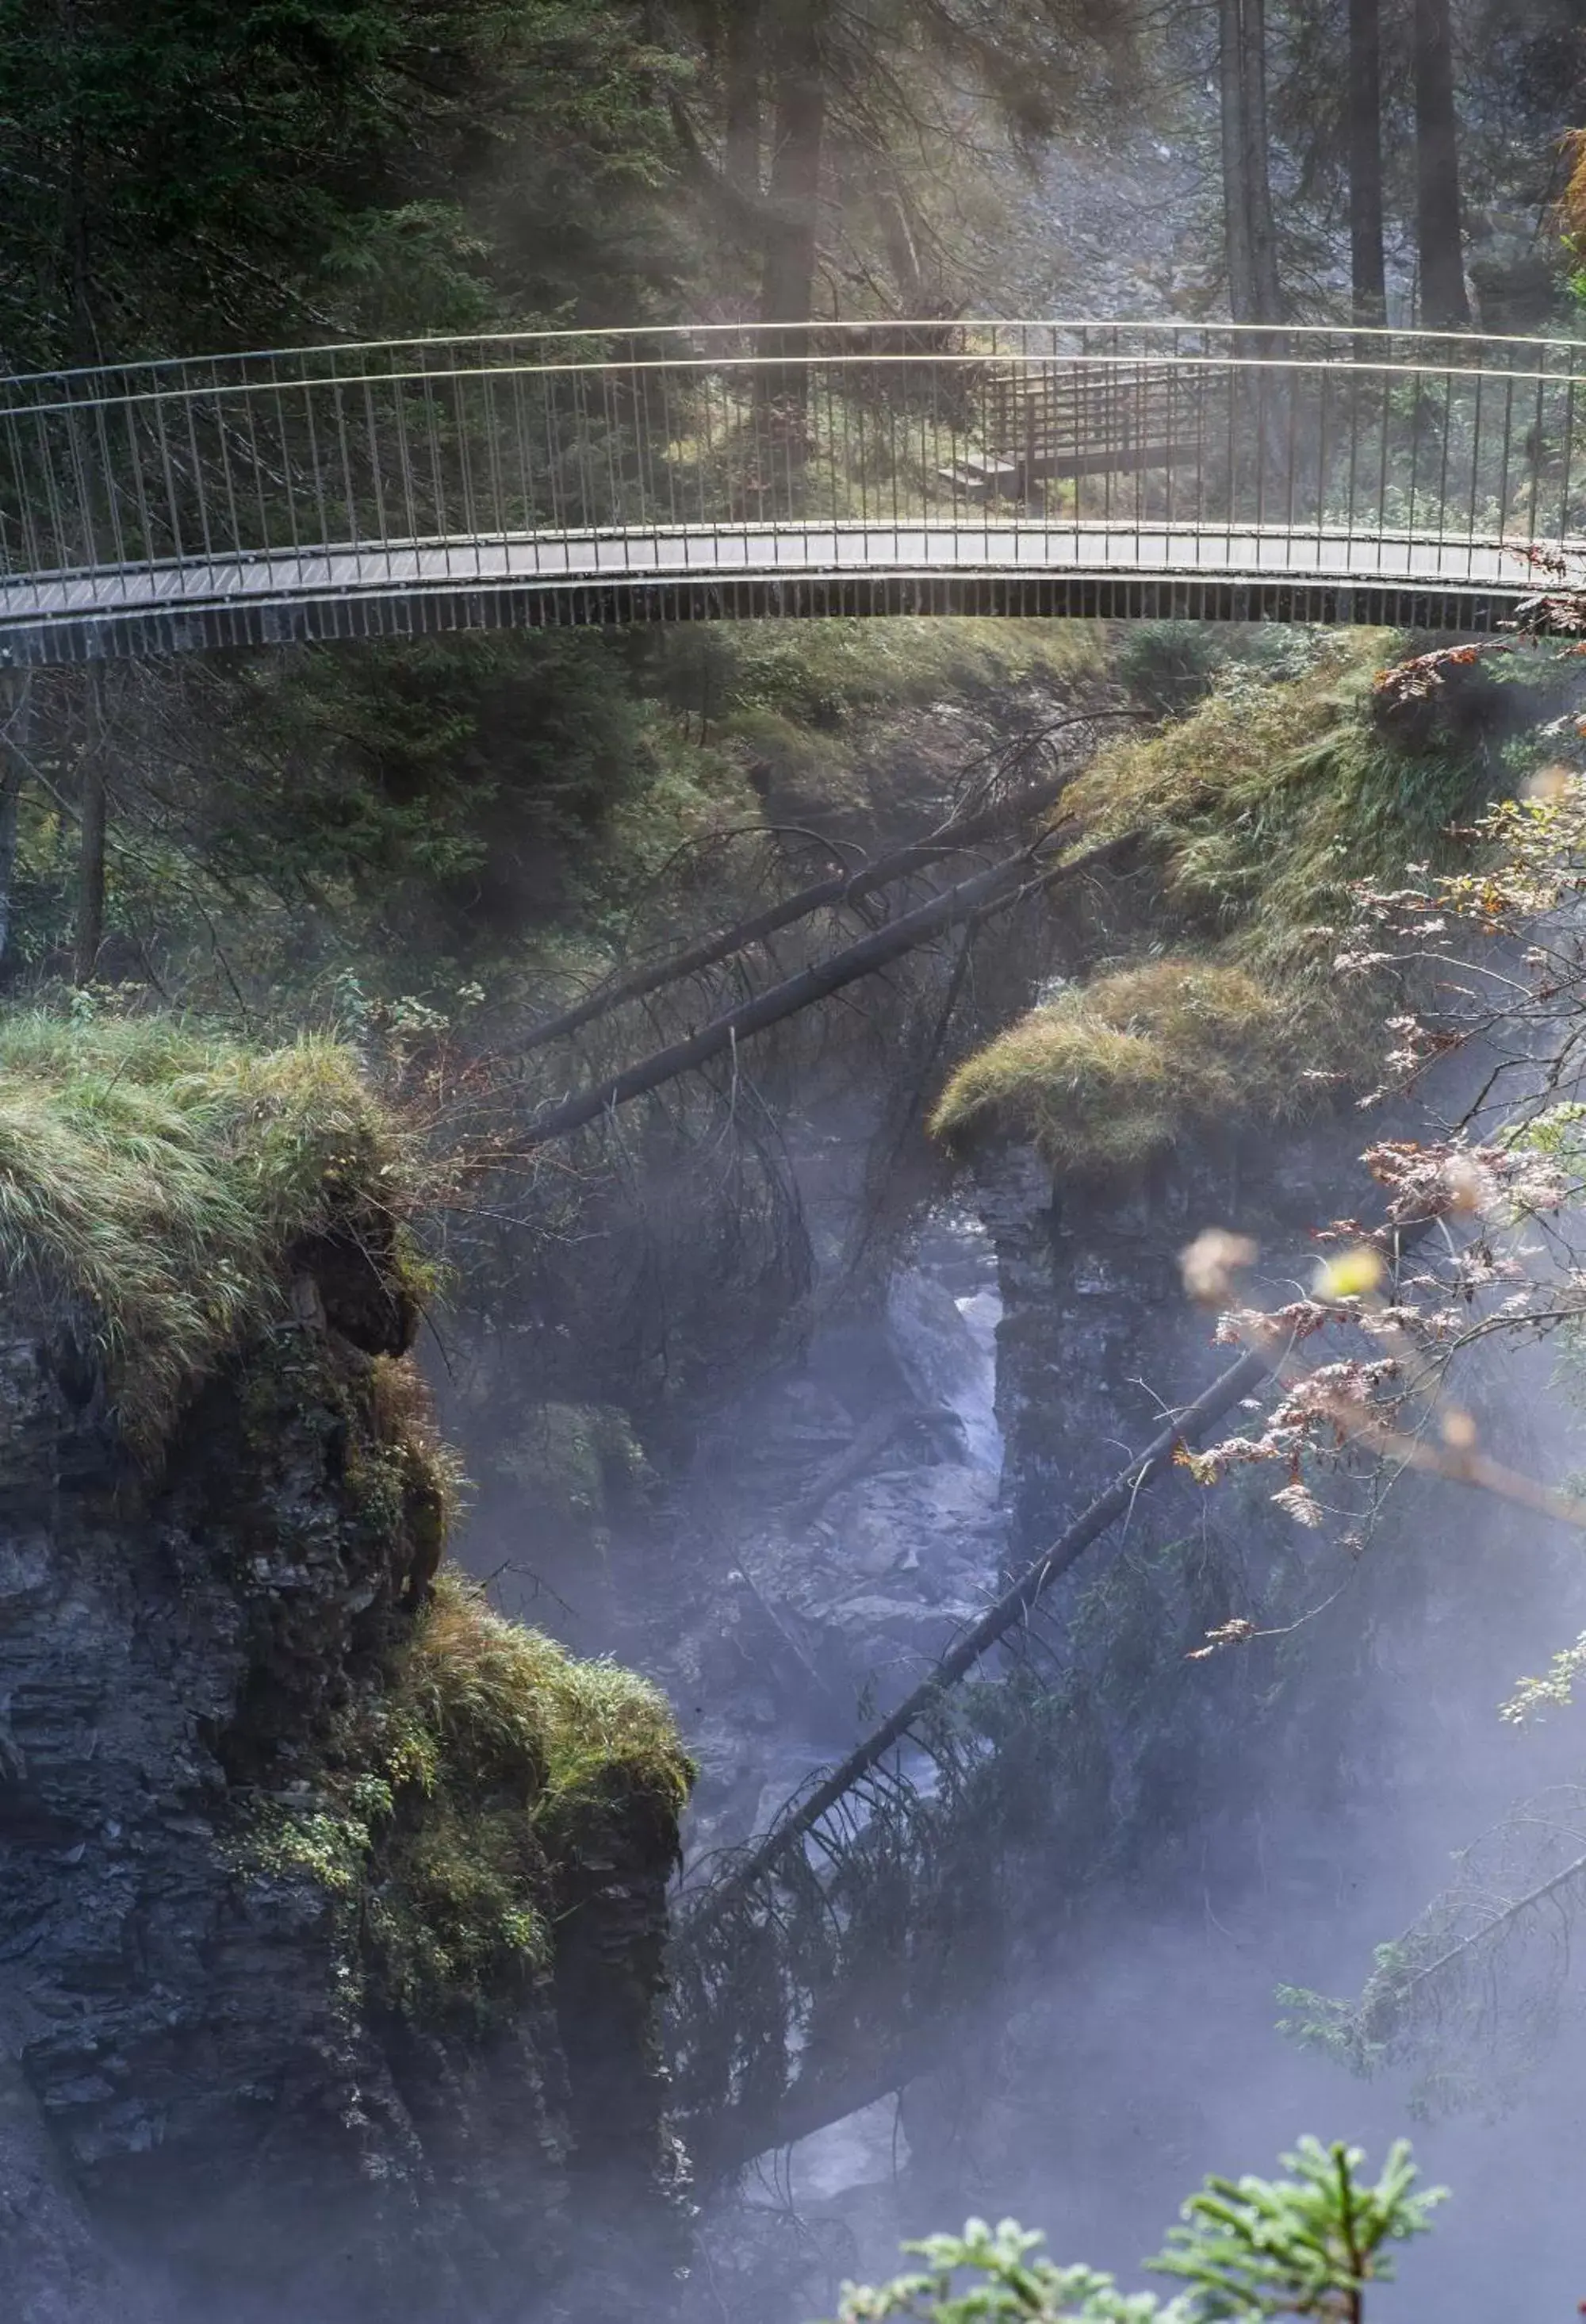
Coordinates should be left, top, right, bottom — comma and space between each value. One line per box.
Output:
2, 320, 1584, 664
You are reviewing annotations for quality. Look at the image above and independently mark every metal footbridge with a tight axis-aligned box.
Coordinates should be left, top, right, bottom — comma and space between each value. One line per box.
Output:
3, 320, 1584, 665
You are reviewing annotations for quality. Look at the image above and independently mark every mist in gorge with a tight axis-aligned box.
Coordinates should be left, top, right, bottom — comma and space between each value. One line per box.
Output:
6, 3, 1586, 2322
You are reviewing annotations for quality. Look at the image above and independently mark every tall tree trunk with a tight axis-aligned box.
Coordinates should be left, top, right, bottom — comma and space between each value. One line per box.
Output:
722, 0, 761, 197
73, 672, 105, 987
872, 159, 926, 315
1241, 0, 1281, 324
0, 675, 30, 976
59, 0, 97, 366
1412, 0, 1469, 328
1219, 0, 1256, 324
758, 2, 827, 338
1348, 0, 1388, 328
1220, 0, 1281, 326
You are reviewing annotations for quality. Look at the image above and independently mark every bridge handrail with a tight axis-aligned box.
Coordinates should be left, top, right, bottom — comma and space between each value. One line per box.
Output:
4, 316, 1585, 411
8, 344, 1586, 424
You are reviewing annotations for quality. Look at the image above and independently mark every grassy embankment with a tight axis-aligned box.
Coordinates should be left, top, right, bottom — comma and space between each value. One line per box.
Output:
0, 1008, 691, 2022
930, 629, 1517, 1175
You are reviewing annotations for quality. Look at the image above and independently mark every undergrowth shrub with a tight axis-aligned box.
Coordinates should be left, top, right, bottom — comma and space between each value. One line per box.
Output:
497, 1399, 652, 1559
1113, 620, 1230, 716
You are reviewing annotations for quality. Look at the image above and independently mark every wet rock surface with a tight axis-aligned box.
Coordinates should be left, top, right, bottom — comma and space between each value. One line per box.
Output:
657, 1209, 1008, 1863
0, 1284, 679, 2324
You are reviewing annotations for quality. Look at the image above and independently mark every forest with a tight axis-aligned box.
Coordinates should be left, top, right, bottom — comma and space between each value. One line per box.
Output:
5, 2, 1586, 2321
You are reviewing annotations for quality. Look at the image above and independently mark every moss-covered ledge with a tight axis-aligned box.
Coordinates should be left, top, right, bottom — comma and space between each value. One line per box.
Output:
929, 630, 1515, 1183
0, 1007, 693, 2324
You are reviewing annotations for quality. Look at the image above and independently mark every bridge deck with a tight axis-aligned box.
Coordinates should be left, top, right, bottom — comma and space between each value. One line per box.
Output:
1, 322, 1580, 662
0, 520, 1542, 665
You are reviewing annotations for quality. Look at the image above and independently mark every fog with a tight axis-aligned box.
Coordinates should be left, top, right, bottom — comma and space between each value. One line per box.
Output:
8, 0, 1586, 2314
441, 1017, 1586, 2323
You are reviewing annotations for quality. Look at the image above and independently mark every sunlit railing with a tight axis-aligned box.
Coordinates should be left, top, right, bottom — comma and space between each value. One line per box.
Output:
2, 320, 1584, 662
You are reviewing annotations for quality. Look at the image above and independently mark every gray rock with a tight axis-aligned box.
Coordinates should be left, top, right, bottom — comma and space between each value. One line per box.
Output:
0, 1291, 681, 2324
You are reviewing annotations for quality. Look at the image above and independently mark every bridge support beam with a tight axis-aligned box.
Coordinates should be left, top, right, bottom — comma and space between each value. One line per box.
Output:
0, 571, 1520, 669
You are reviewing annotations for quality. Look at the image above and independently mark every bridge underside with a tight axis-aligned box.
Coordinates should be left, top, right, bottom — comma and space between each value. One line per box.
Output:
0, 568, 1524, 667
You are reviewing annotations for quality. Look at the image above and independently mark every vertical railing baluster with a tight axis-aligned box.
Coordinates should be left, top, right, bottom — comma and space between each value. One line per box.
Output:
266, 359, 304, 566
1434, 363, 1454, 573
1224, 351, 1238, 561
1375, 358, 1392, 576
1313, 358, 1327, 554
699, 356, 716, 539
179, 385, 214, 570
1465, 369, 1484, 581
1405, 365, 1423, 554
1526, 371, 1546, 548
600, 365, 622, 535
4, 409, 43, 575
151, 393, 186, 569
481, 370, 506, 570
1283, 350, 1299, 544
544, 366, 567, 555
1495, 369, 1515, 550
454, 371, 481, 572
61, 399, 99, 575
1557, 372, 1577, 550
422, 371, 446, 553
363, 370, 392, 568
509, 370, 533, 537
390, 361, 419, 552
213, 362, 244, 569
302, 371, 332, 567
93, 385, 127, 574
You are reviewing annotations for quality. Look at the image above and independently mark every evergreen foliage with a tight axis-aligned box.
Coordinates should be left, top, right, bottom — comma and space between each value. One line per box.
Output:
833, 2139, 1444, 2322
0, 0, 681, 366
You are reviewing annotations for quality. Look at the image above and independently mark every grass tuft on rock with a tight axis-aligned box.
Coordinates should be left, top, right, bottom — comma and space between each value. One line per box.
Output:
1059, 629, 1496, 992
266, 1566, 695, 2024
933, 631, 1511, 1176
0, 1009, 417, 1448
929, 960, 1302, 1175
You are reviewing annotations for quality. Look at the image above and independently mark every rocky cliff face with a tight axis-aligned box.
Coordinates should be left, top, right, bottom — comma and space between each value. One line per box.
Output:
0, 1249, 687, 2324
879, 1120, 1586, 2257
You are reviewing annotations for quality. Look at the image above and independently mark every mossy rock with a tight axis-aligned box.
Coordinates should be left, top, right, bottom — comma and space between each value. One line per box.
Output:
251, 1567, 694, 2027
0, 1009, 423, 1452
931, 631, 1515, 1178
929, 958, 1304, 1176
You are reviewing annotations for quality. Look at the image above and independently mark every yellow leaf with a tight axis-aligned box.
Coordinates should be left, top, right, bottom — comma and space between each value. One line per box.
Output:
1312, 1246, 1385, 1300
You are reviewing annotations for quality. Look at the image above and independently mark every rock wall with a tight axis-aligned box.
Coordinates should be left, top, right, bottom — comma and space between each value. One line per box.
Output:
0, 1263, 684, 2324
887, 1121, 1586, 2251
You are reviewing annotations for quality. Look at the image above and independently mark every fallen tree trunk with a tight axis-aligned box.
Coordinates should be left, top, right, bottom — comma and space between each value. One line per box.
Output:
684, 1342, 1274, 1942
517, 835, 1128, 1148
517, 713, 1138, 1056
682, 1211, 1436, 1943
